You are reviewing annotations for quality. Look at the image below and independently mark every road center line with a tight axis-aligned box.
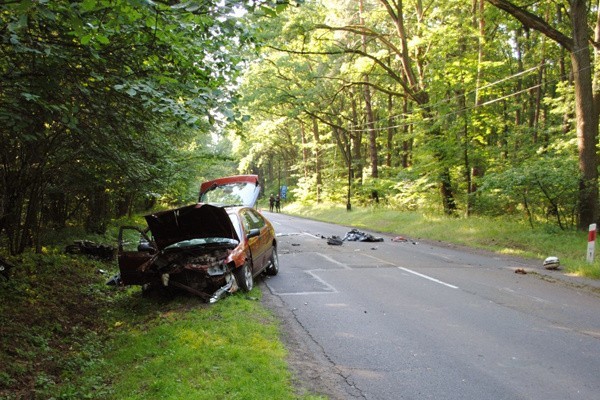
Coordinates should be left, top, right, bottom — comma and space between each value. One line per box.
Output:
302, 232, 323, 239
315, 252, 352, 270
362, 254, 459, 289
398, 267, 459, 289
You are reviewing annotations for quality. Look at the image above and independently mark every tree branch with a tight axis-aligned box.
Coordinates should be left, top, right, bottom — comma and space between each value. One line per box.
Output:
486, 0, 573, 51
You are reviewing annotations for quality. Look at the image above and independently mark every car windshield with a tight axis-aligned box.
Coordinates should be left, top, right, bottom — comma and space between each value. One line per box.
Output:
201, 182, 257, 206
228, 213, 243, 239
164, 237, 239, 250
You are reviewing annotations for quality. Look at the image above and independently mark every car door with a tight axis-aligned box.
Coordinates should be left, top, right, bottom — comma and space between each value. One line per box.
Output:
117, 226, 156, 285
240, 209, 271, 272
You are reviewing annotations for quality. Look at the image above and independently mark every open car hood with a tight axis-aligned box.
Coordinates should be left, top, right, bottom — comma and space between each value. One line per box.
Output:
145, 204, 239, 250
199, 175, 260, 208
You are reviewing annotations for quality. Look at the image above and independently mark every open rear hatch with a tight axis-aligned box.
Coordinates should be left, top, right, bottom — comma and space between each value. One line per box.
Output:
199, 175, 260, 207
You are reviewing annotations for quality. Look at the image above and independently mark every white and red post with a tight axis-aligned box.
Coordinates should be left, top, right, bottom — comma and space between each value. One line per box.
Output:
586, 223, 597, 264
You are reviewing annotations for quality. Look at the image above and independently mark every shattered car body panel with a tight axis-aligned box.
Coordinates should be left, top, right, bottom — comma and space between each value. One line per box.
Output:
117, 206, 246, 302
141, 239, 240, 303
114, 175, 277, 302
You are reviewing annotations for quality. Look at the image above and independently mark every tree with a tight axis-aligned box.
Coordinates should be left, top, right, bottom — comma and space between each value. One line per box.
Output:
233, 0, 587, 229
486, 0, 598, 229
0, 0, 266, 253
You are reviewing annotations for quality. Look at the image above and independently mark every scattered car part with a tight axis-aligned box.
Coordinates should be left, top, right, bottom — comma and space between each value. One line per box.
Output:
343, 229, 384, 242
543, 256, 560, 270
0, 257, 14, 281
327, 236, 344, 246
106, 273, 122, 286
65, 240, 115, 261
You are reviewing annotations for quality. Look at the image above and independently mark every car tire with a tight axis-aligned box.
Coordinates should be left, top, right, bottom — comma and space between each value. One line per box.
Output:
235, 262, 254, 292
265, 247, 279, 276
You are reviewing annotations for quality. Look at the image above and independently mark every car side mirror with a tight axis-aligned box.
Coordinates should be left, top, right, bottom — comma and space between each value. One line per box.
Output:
137, 239, 155, 252
247, 228, 260, 239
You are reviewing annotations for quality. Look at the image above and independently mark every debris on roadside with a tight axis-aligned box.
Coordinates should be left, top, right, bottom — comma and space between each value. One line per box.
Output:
326, 236, 343, 246
0, 257, 15, 281
392, 235, 417, 244
65, 240, 115, 261
515, 268, 527, 274
106, 273, 122, 286
543, 256, 560, 270
325, 229, 384, 245
343, 228, 383, 243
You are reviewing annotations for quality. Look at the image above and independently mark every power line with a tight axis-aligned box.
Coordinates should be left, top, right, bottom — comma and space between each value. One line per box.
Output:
345, 54, 582, 134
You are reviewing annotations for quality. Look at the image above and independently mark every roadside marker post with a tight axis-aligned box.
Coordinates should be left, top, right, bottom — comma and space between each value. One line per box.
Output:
586, 223, 597, 264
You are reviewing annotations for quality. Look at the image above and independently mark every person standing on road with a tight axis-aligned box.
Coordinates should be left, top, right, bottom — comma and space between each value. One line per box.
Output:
275, 194, 281, 212
269, 194, 275, 212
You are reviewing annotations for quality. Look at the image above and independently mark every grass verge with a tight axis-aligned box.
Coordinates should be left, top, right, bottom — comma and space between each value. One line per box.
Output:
0, 249, 324, 400
283, 202, 600, 279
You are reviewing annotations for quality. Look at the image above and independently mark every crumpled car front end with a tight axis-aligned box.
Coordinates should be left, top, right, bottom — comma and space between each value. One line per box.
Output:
115, 203, 245, 303
142, 240, 240, 302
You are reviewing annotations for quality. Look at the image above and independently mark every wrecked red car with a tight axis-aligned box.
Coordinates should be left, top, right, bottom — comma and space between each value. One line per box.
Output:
115, 175, 278, 303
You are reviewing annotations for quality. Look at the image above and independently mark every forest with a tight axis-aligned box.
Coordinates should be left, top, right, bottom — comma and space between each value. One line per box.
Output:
1, 0, 600, 256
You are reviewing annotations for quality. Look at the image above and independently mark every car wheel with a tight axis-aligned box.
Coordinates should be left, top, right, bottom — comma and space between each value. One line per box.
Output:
235, 262, 254, 292
266, 247, 279, 276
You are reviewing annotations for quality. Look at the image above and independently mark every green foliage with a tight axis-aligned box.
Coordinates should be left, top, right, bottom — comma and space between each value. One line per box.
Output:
233, 0, 584, 228
478, 156, 580, 228
0, 251, 114, 399
0, 0, 257, 254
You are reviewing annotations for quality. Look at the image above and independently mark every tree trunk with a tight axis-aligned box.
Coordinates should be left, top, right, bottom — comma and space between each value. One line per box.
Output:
364, 84, 378, 178
19, 183, 42, 254
440, 168, 457, 215
360, 0, 378, 178
300, 121, 309, 179
487, 0, 599, 229
85, 188, 110, 234
593, 3, 600, 120
533, 35, 546, 141
571, 0, 598, 229
311, 116, 323, 203
401, 98, 412, 168
474, 0, 485, 106
350, 89, 364, 183
386, 93, 395, 167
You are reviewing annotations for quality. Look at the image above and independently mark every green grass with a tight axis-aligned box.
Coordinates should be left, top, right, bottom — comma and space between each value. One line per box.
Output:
0, 249, 325, 400
284, 202, 600, 279
97, 291, 316, 400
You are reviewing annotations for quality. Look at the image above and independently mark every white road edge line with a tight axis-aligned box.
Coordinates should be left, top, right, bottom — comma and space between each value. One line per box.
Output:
398, 267, 459, 289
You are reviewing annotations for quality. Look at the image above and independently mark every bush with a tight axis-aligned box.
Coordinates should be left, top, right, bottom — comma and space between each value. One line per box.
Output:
477, 157, 579, 229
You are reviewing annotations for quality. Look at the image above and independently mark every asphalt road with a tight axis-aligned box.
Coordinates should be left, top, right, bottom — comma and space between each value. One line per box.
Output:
260, 211, 600, 400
